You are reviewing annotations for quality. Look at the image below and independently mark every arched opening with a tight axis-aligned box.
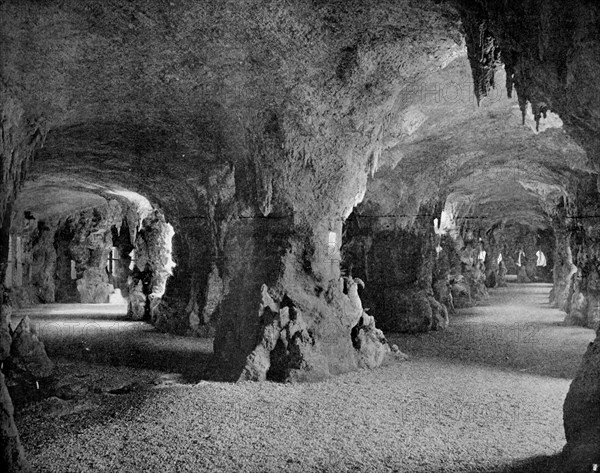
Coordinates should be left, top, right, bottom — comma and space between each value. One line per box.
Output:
6, 183, 176, 314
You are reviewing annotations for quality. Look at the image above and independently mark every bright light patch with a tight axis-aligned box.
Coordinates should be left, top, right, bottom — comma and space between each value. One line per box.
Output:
513, 103, 564, 134
107, 189, 154, 226
129, 250, 136, 271
328, 231, 337, 249
400, 106, 428, 136
164, 223, 176, 276
152, 222, 176, 298
109, 289, 127, 305
344, 186, 367, 219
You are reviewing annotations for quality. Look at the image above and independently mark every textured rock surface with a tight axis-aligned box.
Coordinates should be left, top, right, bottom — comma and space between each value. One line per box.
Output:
0, 371, 30, 473
2, 0, 590, 375
0, 291, 31, 471
342, 205, 457, 334
8, 317, 54, 381
3, 0, 600, 469
563, 337, 600, 471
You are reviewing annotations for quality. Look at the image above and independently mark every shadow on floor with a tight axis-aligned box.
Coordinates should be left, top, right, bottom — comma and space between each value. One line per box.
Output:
42, 326, 215, 383
474, 453, 589, 473
9, 325, 219, 407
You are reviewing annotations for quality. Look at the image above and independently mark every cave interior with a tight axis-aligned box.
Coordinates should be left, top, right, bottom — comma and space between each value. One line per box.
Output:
1, 0, 600, 471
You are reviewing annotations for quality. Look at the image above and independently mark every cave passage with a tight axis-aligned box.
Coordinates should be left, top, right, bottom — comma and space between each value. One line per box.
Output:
13, 280, 595, 472
389, 282, 595, 380
3, 1, 600, 471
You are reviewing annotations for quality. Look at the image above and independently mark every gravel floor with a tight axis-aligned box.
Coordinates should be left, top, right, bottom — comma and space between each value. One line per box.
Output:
13, 283, 596, 473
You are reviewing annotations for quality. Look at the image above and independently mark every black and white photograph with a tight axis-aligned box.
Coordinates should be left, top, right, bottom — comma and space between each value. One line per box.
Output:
0, 1, 599, 471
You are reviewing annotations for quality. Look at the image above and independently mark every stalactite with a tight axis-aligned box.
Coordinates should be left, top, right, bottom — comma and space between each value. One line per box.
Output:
461, 14, 504, 106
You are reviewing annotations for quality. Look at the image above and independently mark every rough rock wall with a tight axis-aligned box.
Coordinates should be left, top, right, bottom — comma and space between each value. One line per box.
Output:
152, 224, 213, 333
555, 183, 600, 331
152, 163, 235, 335
453, 228, 488, 307
433, 234, 461, 314
26, 222, 57, 303
547, 184, 600, 470
6, 217, 59, 305
69, 203, 122, 303
555, 195, 600, 471
342, 206, 451, 334
110, 218, 135, 297
0, 294, 53, 473
564, 226, 600, 331
0, 293, 31, 473
0, 90, 45, 472
133, 210, 176, 323
563, 336, 600, 471
551, 220, 577, 313
53, 219, 79, 302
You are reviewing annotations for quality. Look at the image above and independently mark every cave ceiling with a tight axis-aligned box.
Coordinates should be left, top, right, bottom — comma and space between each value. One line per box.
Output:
359, 57, 591, 231
2, 0, 594, 234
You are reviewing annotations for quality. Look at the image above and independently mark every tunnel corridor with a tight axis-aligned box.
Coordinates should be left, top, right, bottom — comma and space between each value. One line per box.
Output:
2, 0, 600, 472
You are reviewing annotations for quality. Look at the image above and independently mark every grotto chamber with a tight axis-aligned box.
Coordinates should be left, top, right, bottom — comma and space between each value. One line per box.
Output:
1, 0, 600, 471
5, 179, 177, 319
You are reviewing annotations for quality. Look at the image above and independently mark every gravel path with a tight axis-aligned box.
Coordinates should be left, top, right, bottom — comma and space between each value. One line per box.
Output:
14, 283, 596, 472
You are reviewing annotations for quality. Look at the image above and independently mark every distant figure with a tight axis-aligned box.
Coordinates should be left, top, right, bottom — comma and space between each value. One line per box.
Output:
536, 249, 547, 267
477, 242, 486, 270
516, 248, 526, 267
536, 248, 547, 281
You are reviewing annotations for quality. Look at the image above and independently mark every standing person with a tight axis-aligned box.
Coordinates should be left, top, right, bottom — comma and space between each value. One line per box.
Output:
536, 247, 547, 281
477, 241, 487, 270
516, 247, 526, 268
516, 246, 530, 283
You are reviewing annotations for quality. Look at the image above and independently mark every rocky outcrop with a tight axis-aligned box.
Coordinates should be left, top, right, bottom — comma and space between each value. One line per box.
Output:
22, 220, 57, 303
548, 198, 600, 471
563, 335, 600, 471
76, 268, 113, 303
0, 293, 53, 473
8, 316, 54, 381
556, 187, 600, 331
134, 211, 177, 326
451, 231, 488, 308
565, 259, 600, 331
67, 204, 122, 303
0, 371, 29, 473
210, 215, 392, 382
1, 86, 44, 473
550, 225, 577, 312
0, 293, 29, 473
